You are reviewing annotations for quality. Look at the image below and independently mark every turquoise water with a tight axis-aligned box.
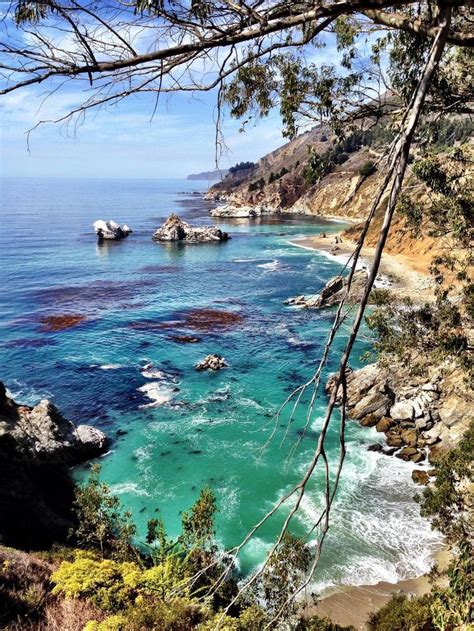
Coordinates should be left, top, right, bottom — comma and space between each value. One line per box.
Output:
0, 177, 441, 590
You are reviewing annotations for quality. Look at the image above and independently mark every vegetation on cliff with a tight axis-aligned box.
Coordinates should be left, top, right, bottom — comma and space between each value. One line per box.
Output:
1, 2, 473, 627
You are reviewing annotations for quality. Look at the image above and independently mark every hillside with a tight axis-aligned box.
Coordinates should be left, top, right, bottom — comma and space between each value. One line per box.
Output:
187, 168, 229, 181
207, 117, 473, 275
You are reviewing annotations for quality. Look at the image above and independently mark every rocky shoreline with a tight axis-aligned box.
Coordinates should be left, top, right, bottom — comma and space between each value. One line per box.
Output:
0, 383, 108, 548
326, 360, 470, 485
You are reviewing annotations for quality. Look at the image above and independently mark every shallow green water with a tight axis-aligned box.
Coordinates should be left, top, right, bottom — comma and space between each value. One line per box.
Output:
0, 177, 442, 590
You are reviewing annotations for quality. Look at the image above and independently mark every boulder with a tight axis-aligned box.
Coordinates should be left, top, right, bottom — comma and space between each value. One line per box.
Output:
284, 270, 368, 309
390, 400, 415, 421
93, 220, 132, 241
350, 390, 390, 420
360, 414, 379, 427
385, 432, 403, 448
376, 417, 394, 433
412, 470, 430, 485
0, 383, 108, 465
400, 428, 419, 447
367, 443, 383, 452
410, 451, 426, 463
195, 354, 228, 371
153, 214, 229, 243
396, 446, 419, 461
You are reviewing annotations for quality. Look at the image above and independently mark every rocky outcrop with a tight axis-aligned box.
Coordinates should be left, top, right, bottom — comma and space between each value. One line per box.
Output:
195, 354, 228, 371
210, 205, 268, 218
93, 220, 132, 241
0, 382, 108, 549
326, 359, 472, 481
153, 214, 230, 243
0, 383, 108, 464
285, 270, 368, 308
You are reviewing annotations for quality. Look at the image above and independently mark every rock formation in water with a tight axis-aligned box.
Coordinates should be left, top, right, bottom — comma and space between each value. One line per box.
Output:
326, 359, 471, 481
152, 214, 229, 243
93, 220, 132, 241
0, 382, 108, 548
285, 270, 368, 308
195, 354, 228, 371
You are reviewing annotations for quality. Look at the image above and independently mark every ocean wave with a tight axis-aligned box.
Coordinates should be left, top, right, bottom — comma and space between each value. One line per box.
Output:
138, 382, 177, 408
294, 447, 443, 592
257, 259, 280, 272
109, 482, 150, 497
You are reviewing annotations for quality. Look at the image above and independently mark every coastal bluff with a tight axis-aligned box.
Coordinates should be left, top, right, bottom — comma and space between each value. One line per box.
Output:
0, 383, 108, 548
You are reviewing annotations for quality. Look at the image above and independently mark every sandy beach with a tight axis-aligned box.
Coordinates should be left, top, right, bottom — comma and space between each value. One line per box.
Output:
307, 548, 449, 629
290, 233, 436, 304
293, 230, 446, 629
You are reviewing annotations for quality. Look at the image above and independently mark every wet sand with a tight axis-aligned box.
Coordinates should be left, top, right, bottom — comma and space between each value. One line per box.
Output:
306, 548, 449, 629
290, 233, 436, 304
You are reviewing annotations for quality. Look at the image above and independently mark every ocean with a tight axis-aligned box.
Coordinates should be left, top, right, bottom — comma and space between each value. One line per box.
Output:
0, 176, 442, 591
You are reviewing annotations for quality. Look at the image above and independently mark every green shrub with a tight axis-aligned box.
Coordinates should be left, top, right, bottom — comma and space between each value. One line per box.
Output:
367, 594, 433, 631
359, 160, 376, 177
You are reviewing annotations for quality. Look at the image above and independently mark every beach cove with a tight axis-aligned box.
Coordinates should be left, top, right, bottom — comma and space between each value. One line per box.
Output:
0, 177, 443, 599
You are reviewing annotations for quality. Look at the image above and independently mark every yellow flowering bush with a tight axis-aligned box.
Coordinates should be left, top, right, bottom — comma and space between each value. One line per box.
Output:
51, 551, 188, 612
83, 614, 127, 631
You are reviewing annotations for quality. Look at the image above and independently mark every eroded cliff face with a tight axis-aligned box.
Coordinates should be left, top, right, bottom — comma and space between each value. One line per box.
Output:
207, 127, 460, 275
0, 383, 108, 548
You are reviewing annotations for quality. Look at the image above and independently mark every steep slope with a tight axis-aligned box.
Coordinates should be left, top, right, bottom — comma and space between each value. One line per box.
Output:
207, 119, 472, 276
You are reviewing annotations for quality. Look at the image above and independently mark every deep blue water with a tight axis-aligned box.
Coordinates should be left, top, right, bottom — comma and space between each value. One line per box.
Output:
0, 177, 441, 590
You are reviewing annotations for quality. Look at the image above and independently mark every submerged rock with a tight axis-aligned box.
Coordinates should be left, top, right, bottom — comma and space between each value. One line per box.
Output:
93, 220, 132, 241
195, 354, 228, 371
153, 214, 229, 243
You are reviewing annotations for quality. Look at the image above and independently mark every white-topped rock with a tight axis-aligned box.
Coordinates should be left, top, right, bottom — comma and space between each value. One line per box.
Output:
93, 220, 132, 241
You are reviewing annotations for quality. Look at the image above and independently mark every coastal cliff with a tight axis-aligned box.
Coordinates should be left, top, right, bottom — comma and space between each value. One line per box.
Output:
0, 383, 108, 548
209, 121, 473, 463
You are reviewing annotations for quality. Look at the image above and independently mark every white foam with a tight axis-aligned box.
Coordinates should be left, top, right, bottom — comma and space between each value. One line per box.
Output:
138, 382, 176, 407
292, 445, 444, 592
99, 364, 122, 370
257, 259, 280, 271
110, 482, 150, 497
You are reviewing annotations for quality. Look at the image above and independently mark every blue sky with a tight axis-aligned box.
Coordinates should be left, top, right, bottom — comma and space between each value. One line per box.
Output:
0, 4, 376, 179
0, 84, 287, 179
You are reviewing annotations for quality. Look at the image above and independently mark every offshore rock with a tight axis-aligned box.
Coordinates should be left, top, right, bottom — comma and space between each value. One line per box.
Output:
211, 204, 263, 218
153, 213, 229, 242
195, 354, 228, 371
285, 270, 368, 308
93, 219, 132, 241
0, 382, 108, 549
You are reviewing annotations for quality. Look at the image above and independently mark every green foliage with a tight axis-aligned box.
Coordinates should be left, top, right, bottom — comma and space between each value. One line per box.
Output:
14, 1, 49, 24
229, 161, 256, 174
366, 294, 471, 376
248, 178, 265, 192
359, 161, 376, 177
298, 615, 355, 630
254, 532, 312, 625
367, 594, 433, 631
181, 487, 217, 550
419, 422, 473, 545
72, 464, 137, 561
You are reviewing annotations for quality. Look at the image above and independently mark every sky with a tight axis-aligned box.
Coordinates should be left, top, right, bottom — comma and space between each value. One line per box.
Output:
0, 83, 288, 179
0, 3, 373, 179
